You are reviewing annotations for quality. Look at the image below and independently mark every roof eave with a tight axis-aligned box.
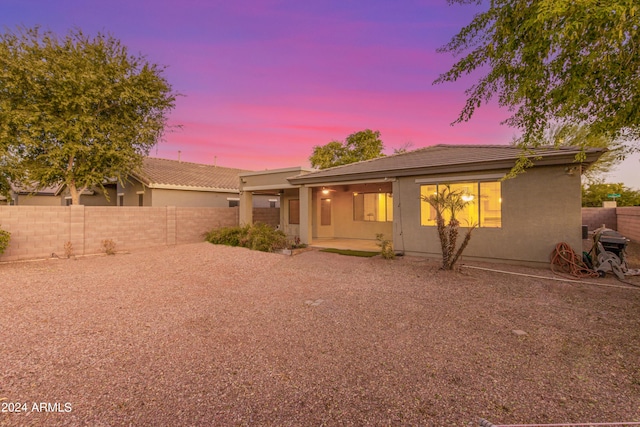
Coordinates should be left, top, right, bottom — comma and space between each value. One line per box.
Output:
146, 183, 239, 193
288, 152, 600, 185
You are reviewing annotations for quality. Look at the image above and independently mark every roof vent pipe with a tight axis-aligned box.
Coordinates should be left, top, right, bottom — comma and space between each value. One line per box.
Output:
178, 150, 182, 163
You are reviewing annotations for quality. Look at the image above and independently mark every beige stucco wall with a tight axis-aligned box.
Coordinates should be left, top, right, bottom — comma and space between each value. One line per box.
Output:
393, 165, 582, 265
240, 168, 312, 189
280, 189, 301, 238
15, 194, 62, 206
312, 183, 393, 240
79, 186, 118, 206
150, 188, 234, 207
118, 180, 147, 206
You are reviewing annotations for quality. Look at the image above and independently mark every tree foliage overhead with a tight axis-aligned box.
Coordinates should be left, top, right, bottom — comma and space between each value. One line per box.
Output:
309, 129, 384, 169
0, 27, 177, 204
435, 0, 640, 147
582, 182, 640, 207
521, 123, 629, 183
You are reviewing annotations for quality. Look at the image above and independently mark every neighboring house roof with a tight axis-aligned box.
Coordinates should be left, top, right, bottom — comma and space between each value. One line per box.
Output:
289, 144, 606, 185
132, 157, 250, 192
10, 183, 63, 196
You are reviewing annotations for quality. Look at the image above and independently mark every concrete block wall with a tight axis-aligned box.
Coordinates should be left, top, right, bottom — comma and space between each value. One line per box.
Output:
252, 208, 280, 228
0, 206, 71, 261
581, 208, 617, 231
84, 207, 168, 253
0, 206, 240, 262
617, 207, 640, 243
175, 207, 239, 245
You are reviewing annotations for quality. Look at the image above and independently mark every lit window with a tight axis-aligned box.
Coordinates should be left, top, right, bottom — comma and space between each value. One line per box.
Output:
420, 181, 501, 228
353, 193, 393, 222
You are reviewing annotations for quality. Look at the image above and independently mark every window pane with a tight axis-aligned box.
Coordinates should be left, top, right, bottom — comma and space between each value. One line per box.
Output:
353, 193, 364, 221
421, 181, 501, 228
385, 193, 393, 222
353, 193, 391, 222
289, 199, 300, 224
480, 181, 501, 227
420, 185, 437, 226
448, 182, 478, 227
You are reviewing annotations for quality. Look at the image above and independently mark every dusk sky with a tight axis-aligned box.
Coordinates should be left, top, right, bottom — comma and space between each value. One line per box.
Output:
2, 0, 639, 188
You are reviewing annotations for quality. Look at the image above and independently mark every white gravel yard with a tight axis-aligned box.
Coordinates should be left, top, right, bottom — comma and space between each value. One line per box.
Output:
1, 242, 639, 426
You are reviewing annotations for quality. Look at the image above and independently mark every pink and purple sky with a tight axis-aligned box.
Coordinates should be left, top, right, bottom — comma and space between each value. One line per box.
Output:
3, 0, 639, 188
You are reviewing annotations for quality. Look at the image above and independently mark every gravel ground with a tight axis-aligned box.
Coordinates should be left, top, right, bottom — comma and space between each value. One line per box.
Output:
1, 242, 639, 426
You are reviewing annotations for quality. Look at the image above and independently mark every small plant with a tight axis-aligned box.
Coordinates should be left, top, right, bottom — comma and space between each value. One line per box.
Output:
0, 226, 10, 255
376, 233, 395, 259
64, 241, 74, 258
288, 236, 307, 249
206, 223, 287, 253
101, 239, 116, 255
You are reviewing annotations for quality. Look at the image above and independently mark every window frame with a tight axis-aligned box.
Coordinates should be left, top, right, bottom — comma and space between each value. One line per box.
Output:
352, 192, 393, 222
420, 180, 502, 228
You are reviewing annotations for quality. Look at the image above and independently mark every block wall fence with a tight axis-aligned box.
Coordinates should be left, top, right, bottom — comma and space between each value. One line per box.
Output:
616, 207, 640, 243
581, 208, 617, 231
581, 207, 640, 243
0, 206, 252, 262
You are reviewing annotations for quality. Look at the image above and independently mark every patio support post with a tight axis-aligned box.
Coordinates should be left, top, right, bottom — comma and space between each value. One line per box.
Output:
239, 191, 253, 225
299, 186, 313, 245
392, 179, 404, 253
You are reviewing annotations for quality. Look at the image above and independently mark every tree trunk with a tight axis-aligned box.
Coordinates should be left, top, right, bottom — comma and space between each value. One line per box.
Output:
68, 183, 80, 205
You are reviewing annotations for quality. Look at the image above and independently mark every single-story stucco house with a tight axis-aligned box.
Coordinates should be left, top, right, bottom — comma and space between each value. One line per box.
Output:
119, 157, 278, 208
2, 157, 278, 208
238, 144, 604, 266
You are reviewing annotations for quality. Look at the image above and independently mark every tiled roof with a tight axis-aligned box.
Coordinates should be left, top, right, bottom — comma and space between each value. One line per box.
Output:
133, 157, 249, 191
10, 183, 63, 195
289, 144, 605, 183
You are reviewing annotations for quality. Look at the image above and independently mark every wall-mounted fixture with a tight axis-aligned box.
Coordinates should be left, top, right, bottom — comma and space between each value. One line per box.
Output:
565, 166, 579, 176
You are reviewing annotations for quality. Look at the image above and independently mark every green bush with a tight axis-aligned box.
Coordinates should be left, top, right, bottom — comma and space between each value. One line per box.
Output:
205, 224, 250, 247
0, 226, 10, 255
206, 223, 287, 253
376, 233, 395, 260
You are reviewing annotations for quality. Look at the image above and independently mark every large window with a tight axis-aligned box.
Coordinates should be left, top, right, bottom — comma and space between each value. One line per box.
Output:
353, 192, 393, 222
420, 181, 501, 228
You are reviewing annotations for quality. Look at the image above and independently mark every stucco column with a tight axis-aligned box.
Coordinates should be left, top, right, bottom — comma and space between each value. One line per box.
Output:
392, 180, 404, 253
239, 191, 253, 225
299, 186, 313, 245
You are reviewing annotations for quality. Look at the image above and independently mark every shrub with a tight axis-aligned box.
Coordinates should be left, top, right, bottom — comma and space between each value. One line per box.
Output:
376, 233, 395, 260
206, 223, 287, 253
101, 239, 116, 255
205, 224, 250, 247
0, 226, 10, 255
288, 236, 308, 249
64, 241, 74, 258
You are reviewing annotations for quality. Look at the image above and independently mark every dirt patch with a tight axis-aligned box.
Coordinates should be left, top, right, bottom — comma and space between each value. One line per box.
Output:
1, 243, 639, 426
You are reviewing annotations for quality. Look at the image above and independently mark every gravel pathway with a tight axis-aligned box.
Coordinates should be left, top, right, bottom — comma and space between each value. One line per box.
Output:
1, 242, 639, 426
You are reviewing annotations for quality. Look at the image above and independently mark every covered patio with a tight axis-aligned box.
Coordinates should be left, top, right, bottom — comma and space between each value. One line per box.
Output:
238, 167, 394, 247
